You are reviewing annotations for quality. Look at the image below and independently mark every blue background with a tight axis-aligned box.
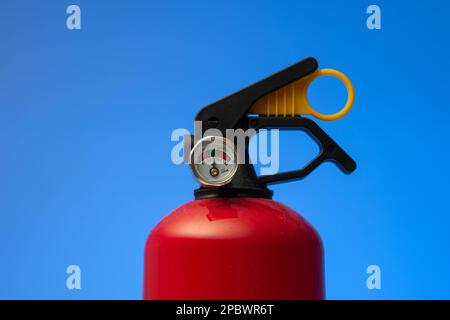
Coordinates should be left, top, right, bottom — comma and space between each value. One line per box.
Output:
1, 0, 449, 299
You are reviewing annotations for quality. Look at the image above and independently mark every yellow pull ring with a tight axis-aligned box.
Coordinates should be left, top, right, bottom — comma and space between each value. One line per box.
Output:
249, 68, 355, 121
300, 69, 354, 121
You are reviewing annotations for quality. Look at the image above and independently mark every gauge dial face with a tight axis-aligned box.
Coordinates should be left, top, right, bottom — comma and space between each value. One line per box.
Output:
190, 136, 238, 187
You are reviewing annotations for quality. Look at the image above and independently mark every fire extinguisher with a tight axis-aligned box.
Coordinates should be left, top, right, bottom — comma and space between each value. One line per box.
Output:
143, 57, 356, 300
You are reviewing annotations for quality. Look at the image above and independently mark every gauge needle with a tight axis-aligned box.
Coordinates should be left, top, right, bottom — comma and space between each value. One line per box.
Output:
210, 159, 219, 177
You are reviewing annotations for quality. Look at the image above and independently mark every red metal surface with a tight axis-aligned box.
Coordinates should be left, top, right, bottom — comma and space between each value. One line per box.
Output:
143, 198, 324, 300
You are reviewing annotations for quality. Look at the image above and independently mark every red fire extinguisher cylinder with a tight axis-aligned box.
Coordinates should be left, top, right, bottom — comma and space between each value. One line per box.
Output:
144, 198, 324, 300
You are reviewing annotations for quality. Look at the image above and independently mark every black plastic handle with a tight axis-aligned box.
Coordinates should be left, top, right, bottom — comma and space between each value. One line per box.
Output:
248, 117, 356, 185
195, 57, 318, 134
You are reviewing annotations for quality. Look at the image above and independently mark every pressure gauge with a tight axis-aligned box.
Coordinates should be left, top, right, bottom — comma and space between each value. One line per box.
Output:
189, 136, 238, 187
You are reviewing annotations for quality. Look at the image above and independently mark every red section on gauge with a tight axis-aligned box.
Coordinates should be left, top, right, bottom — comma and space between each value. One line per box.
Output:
200, 150, 230, 161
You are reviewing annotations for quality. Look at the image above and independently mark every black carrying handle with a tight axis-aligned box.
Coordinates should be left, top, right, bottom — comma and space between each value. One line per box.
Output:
195, 57, 318, 134
248, 117, 356, 185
